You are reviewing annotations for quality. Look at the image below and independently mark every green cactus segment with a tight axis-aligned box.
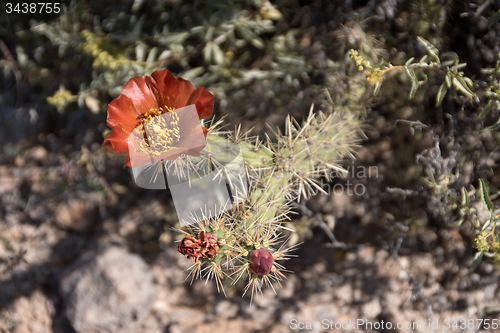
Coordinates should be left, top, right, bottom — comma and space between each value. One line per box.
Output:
203, 110, 362, 240
293, 114, 357, 168
179, 101, 364, 291
206, 135, 273, 168
212, 247, 228, 266
246, 172, 290, 230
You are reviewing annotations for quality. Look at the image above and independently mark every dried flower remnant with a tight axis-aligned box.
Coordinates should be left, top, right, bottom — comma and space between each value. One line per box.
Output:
199, 231, 219, 260
103, 70, 214, 167
249, 248, 274, 276
178, 232, 220, 262
177, 235, 203, 262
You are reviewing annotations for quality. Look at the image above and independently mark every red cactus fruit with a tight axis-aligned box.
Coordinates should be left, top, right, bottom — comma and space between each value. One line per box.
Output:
249, 248, 274, 276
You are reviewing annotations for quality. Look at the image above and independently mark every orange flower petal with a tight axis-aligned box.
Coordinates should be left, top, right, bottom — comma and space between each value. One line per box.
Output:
103, 130, 128, 155
152, 70, 196, 111
103, 127, 131, 154
126, 151, 154, 168
104, 70, 214, 168
106, 94, 140, 131
120, 76, 160, 115
124, 154, 132, 168
187, 87, 214, 119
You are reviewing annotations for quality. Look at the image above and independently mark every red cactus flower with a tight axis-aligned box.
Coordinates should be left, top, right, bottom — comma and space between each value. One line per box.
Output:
249, 248, 274, 276
103, 70, 214, 167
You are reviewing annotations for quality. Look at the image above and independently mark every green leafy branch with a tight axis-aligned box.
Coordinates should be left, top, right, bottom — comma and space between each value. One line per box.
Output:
478, 51, 500, 133
350, 37, 474, 105
420, 170, 500, 271
470, 179, 500, 271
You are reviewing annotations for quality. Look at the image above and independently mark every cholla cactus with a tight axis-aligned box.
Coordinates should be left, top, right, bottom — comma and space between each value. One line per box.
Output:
104, 70, 362, 300
173, 108, 361, 299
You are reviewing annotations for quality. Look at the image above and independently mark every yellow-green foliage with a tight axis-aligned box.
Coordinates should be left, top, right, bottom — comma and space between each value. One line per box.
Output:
350, 37, 474, 103
80, 30, 132, 70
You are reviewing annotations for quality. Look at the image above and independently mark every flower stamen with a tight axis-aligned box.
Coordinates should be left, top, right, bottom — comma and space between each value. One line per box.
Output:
134, 106, 181, 155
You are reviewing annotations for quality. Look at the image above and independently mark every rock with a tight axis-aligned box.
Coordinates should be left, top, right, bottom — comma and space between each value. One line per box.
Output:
60, 246, 157, 333
27, 146, 49, 163
362, 298, 382, 318
14, 155, 25, 167
215, 300, 239, 319
0, 166, 17, 195
54, 192, 102, 233
0, 290, 54, 333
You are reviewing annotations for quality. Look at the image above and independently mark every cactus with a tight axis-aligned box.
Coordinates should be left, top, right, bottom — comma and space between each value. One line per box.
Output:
175, 106, 362, 299
102, 69, 364, 300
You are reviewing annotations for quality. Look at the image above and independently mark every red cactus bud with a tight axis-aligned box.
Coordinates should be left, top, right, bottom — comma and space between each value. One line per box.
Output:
249, 248, 274, 276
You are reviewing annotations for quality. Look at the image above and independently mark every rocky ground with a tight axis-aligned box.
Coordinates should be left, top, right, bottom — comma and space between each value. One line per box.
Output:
2, 0, 500, 332
1, 112, 499, 333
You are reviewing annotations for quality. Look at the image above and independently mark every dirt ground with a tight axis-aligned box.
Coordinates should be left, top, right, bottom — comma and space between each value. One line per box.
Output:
2, 0, 500, 333
1, 134, 499, 333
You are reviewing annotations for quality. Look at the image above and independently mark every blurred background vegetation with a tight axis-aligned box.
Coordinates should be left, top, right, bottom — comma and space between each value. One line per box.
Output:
2, 0, 500, 273
2, 0, 500, 331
